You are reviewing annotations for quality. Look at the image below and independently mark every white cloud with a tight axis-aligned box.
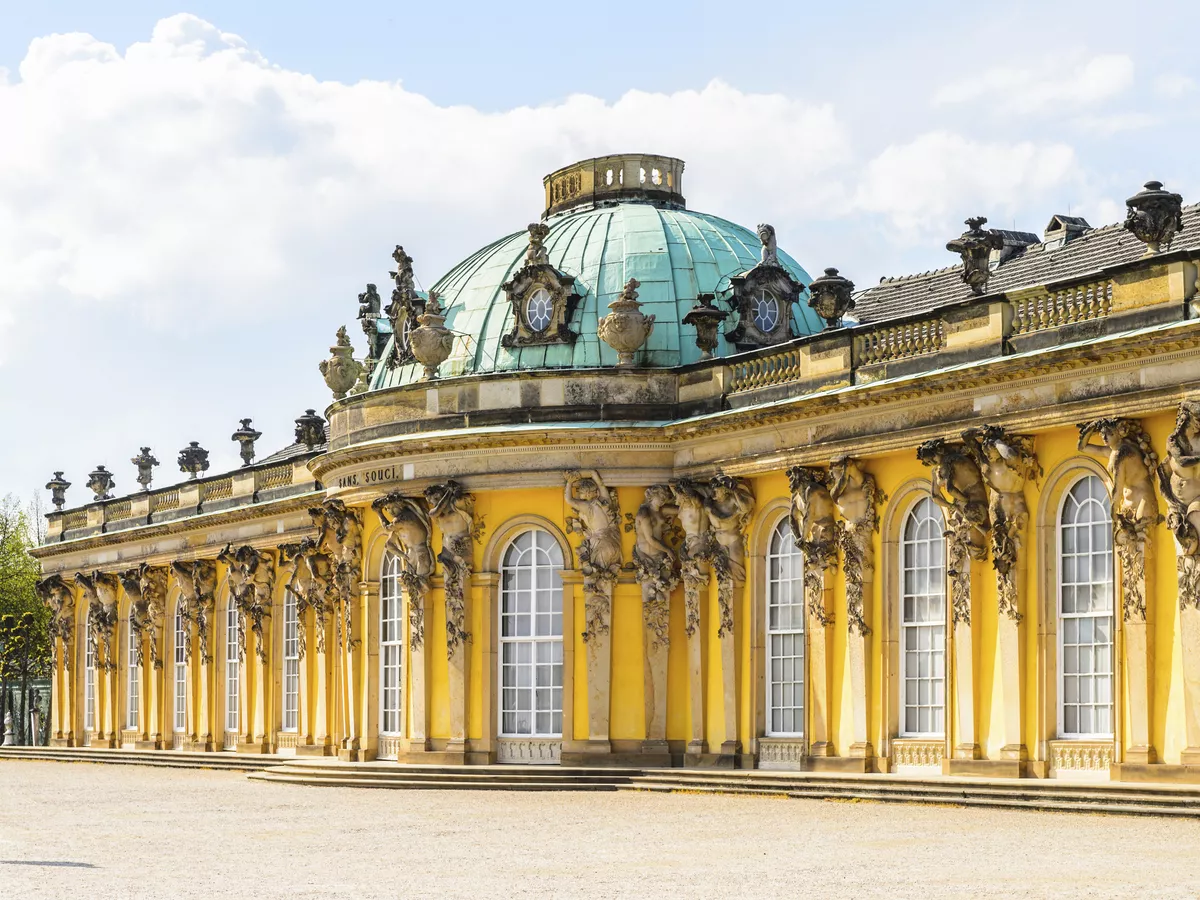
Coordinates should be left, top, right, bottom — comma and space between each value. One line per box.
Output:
853, 131, 1079, 235
933, 53, 1134, 116
1155, 73, 1197, 98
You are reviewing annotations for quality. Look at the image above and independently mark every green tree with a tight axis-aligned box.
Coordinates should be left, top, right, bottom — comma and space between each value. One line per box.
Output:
0, 495, 47, 744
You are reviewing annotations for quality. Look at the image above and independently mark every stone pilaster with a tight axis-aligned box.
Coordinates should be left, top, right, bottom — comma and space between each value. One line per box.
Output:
948, 531, 979, 760
1120, 536, 1156, 764
682, 560, 708, 757
806, 560, 835, 758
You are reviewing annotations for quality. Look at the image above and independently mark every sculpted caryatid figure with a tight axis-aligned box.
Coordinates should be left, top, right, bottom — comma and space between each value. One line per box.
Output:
787, 466, 838, 625
1078, 417, 1162, 621
829, 456, 882, 636
564, 469, 623, 642
76, 572, 118, 670
669, 478, 713, 637
424, 480, 479, 656
311, 499, 363, 640
963, 426, 1040, 621
119, 567, 161, 668
373, 492, 434, 650
917, 438, 990, 625
36, 575, 75, 670
630, 485, 680, 650
706, 474, 755, 636
219, 545, 276, 662
1159, 400, 1200, 605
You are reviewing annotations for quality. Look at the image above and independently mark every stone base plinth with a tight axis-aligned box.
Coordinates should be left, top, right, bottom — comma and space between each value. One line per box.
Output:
945, 758, 1022, 778
1112, 762, 1200, 784
807, 756, 870, 774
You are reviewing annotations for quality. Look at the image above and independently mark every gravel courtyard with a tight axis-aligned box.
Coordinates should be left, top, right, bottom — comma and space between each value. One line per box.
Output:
1, 761, 1197, 899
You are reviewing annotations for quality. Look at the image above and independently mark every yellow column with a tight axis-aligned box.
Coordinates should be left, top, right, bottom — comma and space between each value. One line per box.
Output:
1121, 540, 1156, 765
807, 564, 835, 757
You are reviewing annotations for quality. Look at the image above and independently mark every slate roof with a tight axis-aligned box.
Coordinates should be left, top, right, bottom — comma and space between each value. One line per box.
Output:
254, 426, 329, 466
855, 203, 1200, 324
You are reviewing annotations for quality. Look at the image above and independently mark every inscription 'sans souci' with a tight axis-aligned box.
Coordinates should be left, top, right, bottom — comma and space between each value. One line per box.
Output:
336, 466, 401, 489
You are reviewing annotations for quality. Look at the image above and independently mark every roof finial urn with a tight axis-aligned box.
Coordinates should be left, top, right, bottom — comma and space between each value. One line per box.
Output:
231, 418, 262, 467
598, 278, 655, 367
1124, 180, 1184, 254
177, 442, 210, 480
319, 325, 363, 400
45, 471, 71, 510
86, 465, 115, 501
946, 217, 1004, 296
408, 289, 455, 380
806, 267, 856, 329
130, 447, 160, 491
682, 294, 728, 360
294, 409, 326, 451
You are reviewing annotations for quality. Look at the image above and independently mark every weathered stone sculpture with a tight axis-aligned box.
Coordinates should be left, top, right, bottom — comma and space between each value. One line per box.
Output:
77, 571, 119, 671
279, 539, 333, 655
294, 409, 326, 451
46, 472, 70, 510
757, 223, 779, 265
829, 456, 880, 636
707, 474, 754, 636
682, 293, 728, 360
962, 426, 1039, 621
118, 565, 167, 669
424, 481, 478, 657
1078, 416, 1161, 764
36, 574, 75, 671
408, 290, 455, 380
726, 223, 802, 348
177, 442, 210, 480
806, 267, 856, 330
373, 492, 434, 650
669, 478, 714, 639
231, 419, 262, 467
598, 278, 655, 367
357, 282, 382, 359
170, 560, 217, 664
131, 448, 159, 491
385, 245, 421, 367
1124, 180, 1184, 254
319, 325, 364, 400
86, 466, 115, 501
501, 225, 579, 348
946, 217, 1003, 296
218, 545, 276, 663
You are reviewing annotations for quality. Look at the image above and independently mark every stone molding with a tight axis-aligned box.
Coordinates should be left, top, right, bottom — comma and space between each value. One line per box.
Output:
1049, 739, 1113, 773
757, 738, 806, 769
890, 739, 945, 769
496, 738, 560, 764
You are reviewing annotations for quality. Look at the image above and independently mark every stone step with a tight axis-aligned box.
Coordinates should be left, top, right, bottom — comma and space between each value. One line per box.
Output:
249, 771, 623, 791
253, 764, 638, 786
0, 747, 284, 771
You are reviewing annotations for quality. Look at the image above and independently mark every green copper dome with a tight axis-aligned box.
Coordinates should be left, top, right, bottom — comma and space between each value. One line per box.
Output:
371, 156, 818, 389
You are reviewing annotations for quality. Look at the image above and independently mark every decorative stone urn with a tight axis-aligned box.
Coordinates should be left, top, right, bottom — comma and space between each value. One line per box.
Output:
177, 442, 210, 480
131, 447, 160, 491
682, 293, 728, 360
348, 356, 376, 396
598, 278, 655, 367
86, 465, 115, 501
294, 409, 326, 451
45, 472, 71, 510
1124, 180, 1184, 254
946, 217, 1003, 296
408, 290, 455, 380
318, 325, 363, 400
231, 418, 262, 466
806, 267, 856, 329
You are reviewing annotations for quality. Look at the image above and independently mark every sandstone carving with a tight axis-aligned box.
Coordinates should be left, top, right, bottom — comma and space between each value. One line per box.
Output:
1124, 180, 1185, 253
629, 485, 680, 650
946, 217, 1003, 296
501, 225, 579, 348
231, 419, 261, 467
170, 560, 217, 664
963, 426, 1040, 621
726, 223, 802, 348
319, 325, 364, 400
681, 293, 728, 360
218, 545, 276, 663
76, 571, 119, 671
36, 574, 75, 670
917, 438, 990, 625
130, 447, 159, 492
424, 480, 480, 657
1078, 418, 1162, 621
565, 470, 623, 642
669, 478, 714, 638
279, 539, 333, 656
294, 409, 326, 451
1159, 400, 1200, 608
806, 267, 856, 330
118, 565, 167, 669
788, 465, 837, 626
598, 278, 655, 367
707, 474, 755, 637
829, 456, 882, 636
385, 245, 422, 367
373, 492, 434, 650
310, 497, 364, 643
408, 289, 455, 380
86, 466, 115, 501
177, 442, 210, 480
45, 472, 71, 510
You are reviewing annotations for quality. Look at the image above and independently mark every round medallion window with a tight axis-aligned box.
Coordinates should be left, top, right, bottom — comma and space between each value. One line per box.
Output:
752, 289, 781, 333
526, 288, 553, 333
399, 314, 413, 354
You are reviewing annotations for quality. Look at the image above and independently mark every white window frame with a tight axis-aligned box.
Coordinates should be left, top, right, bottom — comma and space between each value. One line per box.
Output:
282, 584, 300, 733
899, 497, 947, 738
765, 518, 805, 738
85, 620, 96, 733
379, 553, 404, 737
126, 620, 140, 731
1057, 474, 1115, 740
752, 288, 781, 333
498, 529, 564, 739
173, 604, 187, 734
225, 603, 239, 735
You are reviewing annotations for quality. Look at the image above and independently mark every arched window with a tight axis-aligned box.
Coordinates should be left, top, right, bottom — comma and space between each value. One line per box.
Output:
84, 620, 96, 733
1059, 475, 1114, 738
380, 553, 404, 736
766, 518, 805, 737
900, 497, 946, 737
173, 604, 187, 734
225, 603, 239, 736
282, 586, 299, 733
126, 621, 139, 731
499, 530, 563, 737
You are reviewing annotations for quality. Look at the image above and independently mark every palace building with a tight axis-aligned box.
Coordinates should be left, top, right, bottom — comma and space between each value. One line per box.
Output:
31, 155, 1200, 782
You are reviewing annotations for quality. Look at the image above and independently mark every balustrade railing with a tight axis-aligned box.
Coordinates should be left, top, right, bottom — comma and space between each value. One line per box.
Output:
854, 317, 945, 366
255, 464, 292, 492
105, 499, 132, 521
201, 477, 233, 503
153, 488, 180, 513
61, 510, 87, 530
1011, 279, 1113, 335
729, 347, 803, 392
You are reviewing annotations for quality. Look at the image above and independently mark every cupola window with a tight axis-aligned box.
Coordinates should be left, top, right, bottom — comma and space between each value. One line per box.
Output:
526, 288, 554, 334
752, 288, 781, 334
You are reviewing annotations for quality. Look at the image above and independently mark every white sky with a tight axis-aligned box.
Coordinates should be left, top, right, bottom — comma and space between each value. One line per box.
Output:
1, 3, 1197, 508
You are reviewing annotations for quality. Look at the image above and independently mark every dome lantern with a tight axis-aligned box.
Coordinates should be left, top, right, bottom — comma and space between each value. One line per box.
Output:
543, 153, 686, 218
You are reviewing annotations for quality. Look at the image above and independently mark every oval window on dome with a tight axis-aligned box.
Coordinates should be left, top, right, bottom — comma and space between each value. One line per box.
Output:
526, 288, 553, 333
753, 288, 781, 333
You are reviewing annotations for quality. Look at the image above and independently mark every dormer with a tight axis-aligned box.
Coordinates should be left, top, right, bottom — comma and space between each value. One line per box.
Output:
1042, 214, 1092, 250
988, 229, 1040, 267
